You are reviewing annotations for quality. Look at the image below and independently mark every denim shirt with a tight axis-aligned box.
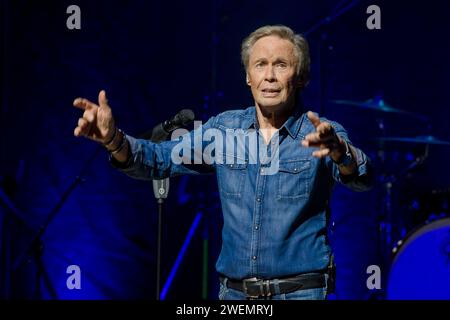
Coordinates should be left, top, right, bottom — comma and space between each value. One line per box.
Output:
112, 106, 373, 280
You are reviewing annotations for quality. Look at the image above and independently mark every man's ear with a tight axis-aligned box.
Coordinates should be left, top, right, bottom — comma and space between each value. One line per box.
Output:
246, 73, 251, 86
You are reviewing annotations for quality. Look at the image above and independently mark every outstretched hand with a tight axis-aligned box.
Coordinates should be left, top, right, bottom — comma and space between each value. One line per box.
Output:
301, 111, 345, 162
73, 90, 115, 144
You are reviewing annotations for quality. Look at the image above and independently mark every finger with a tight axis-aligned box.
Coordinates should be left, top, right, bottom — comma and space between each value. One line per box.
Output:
78, 118, 93, 137
73, 98, 98, 111
307, 111, 321, 128
304, 132, 320, 142
77, 122, 92, 136
312, 148, 330, 158
98, 90, 110, 110
74, 125, 90, 137
78, 117, 88, 129
82, 109, 96, 123
303, 132, 334, 145
74, 126, 81, 137
303, 140, 336, 148
316, 122, 334, 138
301, 140, 311, 147
73, 98, 86, 110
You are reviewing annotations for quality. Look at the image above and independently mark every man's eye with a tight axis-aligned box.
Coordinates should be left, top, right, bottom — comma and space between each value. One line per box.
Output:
276, 63, 287, 69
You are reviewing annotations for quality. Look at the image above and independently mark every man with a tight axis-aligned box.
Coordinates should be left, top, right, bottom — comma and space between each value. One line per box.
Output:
72, 25, 373, 300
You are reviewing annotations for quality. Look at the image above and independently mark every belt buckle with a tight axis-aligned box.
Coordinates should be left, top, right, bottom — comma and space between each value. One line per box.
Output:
242, 277, 260, 298
242, 278, 272, 298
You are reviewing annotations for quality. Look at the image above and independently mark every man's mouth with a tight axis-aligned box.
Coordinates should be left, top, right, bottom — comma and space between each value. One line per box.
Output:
261, 88, 281, 97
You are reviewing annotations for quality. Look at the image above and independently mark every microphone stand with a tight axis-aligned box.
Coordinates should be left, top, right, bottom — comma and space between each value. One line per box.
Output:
10, 109, 190, 299
152, 177, 169, 300
146, 126, 171, 301
144, 110, 194, 300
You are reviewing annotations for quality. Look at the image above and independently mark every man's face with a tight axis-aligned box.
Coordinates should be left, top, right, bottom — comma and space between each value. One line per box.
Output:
246, 35, 300, 112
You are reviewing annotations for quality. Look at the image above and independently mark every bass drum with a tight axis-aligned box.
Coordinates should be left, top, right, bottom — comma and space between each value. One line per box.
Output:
387, 218, 450, 300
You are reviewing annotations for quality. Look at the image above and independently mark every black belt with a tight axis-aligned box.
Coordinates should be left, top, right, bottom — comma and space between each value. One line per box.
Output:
220, 273, 326, 298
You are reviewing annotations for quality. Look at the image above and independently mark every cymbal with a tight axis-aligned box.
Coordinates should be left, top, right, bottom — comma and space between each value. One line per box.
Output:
374, 135, 450, 145
330, 98, 428, 121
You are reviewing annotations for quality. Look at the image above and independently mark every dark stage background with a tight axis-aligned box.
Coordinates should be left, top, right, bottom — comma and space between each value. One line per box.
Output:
1, 0, 450, 299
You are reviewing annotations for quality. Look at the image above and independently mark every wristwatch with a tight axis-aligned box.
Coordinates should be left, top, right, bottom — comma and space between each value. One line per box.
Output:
336, 139, 353, 167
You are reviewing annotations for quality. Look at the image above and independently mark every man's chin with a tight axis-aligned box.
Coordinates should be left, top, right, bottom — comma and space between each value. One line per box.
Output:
257, 100, 286, 112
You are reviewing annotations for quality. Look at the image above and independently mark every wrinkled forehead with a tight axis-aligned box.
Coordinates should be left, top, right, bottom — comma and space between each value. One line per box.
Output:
249, 35, 297, 63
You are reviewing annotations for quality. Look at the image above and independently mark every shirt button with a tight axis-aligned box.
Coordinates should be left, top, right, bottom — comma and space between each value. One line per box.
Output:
256, 198, 261, 202
260, 168, 264, 174
252, 256, 257, 260
254, 225, 259, 230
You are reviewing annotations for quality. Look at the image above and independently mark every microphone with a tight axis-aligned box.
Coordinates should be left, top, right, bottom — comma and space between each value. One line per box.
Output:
161, 109, 195, 132
140, 109, 195, 143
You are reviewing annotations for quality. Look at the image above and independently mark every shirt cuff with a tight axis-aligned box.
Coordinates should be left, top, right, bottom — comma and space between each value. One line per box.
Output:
109, 135, 134, 169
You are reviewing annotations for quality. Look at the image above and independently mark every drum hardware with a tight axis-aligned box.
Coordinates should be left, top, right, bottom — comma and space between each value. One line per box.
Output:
374, 135, 450, 146
374, 137, 450, 299
330, 96, 429, 121
332, 93, 450, 299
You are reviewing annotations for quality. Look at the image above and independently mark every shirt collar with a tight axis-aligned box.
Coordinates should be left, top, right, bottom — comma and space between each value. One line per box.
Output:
244, 106, 304, 139
242, 107, 257, 130
280, 107, 304, 139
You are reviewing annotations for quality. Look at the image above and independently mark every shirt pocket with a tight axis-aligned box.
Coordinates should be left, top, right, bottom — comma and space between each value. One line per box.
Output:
217, 159, 248, 198
277, 159, 312, 199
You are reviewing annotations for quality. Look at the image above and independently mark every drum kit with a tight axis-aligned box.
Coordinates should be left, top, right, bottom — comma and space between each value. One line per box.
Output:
330, 97, 450, 300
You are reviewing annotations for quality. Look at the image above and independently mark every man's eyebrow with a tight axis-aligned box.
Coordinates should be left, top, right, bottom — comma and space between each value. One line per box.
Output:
252, 58, 267, 64
273, 58, 289, 64
252, 57, 290, 64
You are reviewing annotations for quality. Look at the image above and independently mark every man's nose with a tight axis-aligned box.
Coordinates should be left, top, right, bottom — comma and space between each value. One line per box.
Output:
264, 65, 276, 82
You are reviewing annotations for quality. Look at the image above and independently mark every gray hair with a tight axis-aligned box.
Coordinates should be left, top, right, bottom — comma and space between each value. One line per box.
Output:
241, 25, 310, 89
